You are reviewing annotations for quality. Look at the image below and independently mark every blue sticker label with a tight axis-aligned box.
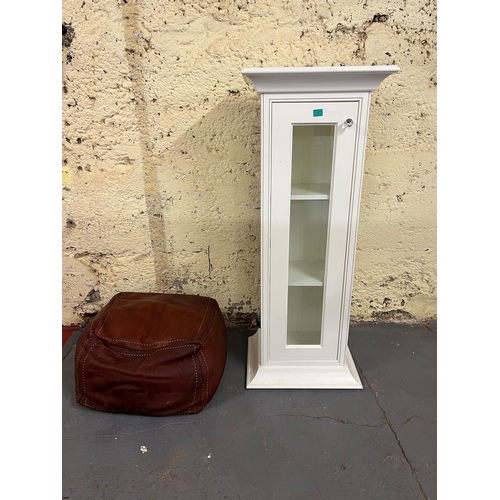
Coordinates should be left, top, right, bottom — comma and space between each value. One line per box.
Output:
313, 109, 323, 117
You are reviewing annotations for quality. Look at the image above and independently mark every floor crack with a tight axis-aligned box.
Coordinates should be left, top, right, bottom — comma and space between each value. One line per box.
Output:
264, 412, 435, 428
392, 415, 437, 426
62, 344, 75, 362
354, 358, 430, 500
264, 413, 385, 427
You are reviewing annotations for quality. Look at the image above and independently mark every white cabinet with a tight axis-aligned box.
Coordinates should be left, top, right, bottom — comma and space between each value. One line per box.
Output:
242, 66, 399, 389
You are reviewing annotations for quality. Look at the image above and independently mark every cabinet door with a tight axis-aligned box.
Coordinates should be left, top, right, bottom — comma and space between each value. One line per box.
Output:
269, 100, 360, 362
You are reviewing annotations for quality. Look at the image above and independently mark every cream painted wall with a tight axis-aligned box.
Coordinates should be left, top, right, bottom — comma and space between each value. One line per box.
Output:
62, 0, 436, 326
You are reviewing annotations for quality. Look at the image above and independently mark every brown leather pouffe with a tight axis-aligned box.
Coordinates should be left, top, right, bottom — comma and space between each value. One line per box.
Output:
74, 292, 227, 416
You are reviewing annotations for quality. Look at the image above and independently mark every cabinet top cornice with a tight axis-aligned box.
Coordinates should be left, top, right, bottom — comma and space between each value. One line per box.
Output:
241, 65, 400, 93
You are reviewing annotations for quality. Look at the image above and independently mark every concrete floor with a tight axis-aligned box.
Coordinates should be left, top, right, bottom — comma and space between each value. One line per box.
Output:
63, 322, 436, 500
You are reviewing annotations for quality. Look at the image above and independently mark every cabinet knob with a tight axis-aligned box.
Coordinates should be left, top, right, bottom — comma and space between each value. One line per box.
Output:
344, 118, 354, 127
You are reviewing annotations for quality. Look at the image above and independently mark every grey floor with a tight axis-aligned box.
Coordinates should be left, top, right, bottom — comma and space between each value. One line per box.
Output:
63, 322, 436, 500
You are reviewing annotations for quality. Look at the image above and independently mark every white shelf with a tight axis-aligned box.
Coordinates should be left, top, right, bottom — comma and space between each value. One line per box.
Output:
288, 260, 325, 286
291, 183, 330, 200
287, 330, 321, 346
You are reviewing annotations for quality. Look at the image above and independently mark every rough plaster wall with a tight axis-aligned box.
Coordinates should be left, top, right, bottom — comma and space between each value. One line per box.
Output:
62, 0, 436, 326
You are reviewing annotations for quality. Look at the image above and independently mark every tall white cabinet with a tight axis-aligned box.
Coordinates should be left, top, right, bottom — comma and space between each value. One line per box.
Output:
242, 66, 399, 389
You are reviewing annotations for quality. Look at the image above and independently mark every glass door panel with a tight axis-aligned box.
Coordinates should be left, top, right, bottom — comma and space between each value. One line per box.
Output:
269, 99, 359, 362
286, 125, 335, 346
291, 125, 334, 197
287, 287, 324, 345
288, 200, 328, 286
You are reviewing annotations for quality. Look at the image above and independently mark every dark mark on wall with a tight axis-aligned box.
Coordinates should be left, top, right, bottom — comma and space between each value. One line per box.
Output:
66, 219, 76, 228
372, 309, 416, 322
169, 278, 188, 293
120, 0, 170, 290
225, 298, 259, 328
225, 311, 259, 328
62, 23, 75, 49
85, 289, 101, 303
79, 311, 98, 321
207, 245, 213, 277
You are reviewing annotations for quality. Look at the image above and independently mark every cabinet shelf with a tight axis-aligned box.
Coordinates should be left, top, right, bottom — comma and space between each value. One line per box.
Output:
288, 260, 325, 286
291, 183, 330, 200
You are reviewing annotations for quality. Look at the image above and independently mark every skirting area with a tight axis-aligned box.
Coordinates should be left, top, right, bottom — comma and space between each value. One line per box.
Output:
63, 322, 436, 500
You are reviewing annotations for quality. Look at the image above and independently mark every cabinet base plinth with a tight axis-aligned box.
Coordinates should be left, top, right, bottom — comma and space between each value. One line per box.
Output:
246, 330, 363, 389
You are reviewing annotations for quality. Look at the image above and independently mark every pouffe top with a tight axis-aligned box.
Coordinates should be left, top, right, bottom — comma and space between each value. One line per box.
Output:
90, 292, 218, 351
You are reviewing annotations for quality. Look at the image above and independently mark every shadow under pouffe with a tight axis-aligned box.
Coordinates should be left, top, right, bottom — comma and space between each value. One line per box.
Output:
74, 292, 227, 416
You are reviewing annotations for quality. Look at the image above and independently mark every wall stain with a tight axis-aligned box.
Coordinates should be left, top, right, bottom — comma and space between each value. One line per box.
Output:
62, 23, 74, 49
84, 289, 101, 303
120, 1, 170, 291
225, 298, 259, 328
207, 245, 213, 277
372, 14, 389, 23
372, 309, 416, 322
